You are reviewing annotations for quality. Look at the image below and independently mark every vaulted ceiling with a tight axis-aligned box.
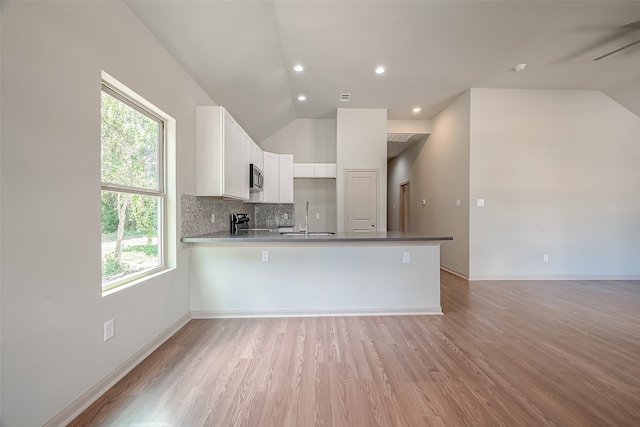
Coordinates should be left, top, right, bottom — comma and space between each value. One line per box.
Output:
126, 1, 640, 142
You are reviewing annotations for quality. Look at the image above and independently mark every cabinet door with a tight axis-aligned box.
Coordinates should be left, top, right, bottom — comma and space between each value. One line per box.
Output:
197, 106, 251, 200
293, 163, 314, 178
250, 140, 264, 171
279, 154, 294, 203
255, 144, 264, 171
222, 112, 235, 197
314, 163, 336, 178
263, 151, 279, 203
196, 106, 224, 196
233, 124, 249, 199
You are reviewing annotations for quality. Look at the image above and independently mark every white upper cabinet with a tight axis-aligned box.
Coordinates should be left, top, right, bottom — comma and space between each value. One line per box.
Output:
279, 154, 294, 203
293, 163, 337, 178
314, 163, 336, 178
196, 106, 249, 200
262, 151, 280, 203
262, 152, 294, 204
234, 124, 250, 200
249, 139, 264, 171
246, 140, 265, 203
293, 163, 314, 177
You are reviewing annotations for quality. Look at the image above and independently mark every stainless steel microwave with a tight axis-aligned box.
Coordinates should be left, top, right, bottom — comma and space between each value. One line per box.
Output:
249, 164, 263, 192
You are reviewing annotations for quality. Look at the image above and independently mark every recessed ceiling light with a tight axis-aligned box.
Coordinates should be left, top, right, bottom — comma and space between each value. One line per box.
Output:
294, 64, 304, 72
513, 63, 527, 72
412, 107, 422, 113
375, 66, 385, 74
297, 95, 306, 101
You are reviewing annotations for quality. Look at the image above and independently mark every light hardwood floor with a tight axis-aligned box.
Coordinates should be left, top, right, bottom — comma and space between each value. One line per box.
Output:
70, 271, 640, 426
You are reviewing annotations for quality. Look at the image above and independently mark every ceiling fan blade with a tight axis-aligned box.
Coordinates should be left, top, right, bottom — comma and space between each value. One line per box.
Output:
621, 21, 640, 29
593, 38, 640, 61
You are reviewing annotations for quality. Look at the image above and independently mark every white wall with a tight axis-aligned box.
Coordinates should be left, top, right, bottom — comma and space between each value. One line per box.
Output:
389, 92, 471, 276
261, 118, 336, 162
469, 89, 640, 279
336, 108, 388, 232
1, 2, 211, 425
291, 179, 337, 232
387, 120, 432, 134
605, 74, 640, 119
261, 119, 337, 231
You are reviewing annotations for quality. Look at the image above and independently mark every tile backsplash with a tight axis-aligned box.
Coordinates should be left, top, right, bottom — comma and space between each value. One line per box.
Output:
254, 203, 296, 229
181, 194, 295, 238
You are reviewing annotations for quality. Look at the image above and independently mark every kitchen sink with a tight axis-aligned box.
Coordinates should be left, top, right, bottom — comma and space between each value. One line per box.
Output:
282, 232, 336, 236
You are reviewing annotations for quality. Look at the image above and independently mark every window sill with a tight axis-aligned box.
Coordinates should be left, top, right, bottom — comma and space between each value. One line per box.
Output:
102, 266, 176, 297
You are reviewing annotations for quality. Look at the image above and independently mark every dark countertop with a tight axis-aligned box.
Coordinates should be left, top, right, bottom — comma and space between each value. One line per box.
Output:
181, 230, 453, 243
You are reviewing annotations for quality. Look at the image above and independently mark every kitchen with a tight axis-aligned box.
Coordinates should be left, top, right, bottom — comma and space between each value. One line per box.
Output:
182, 105, 450, 317
2, 1, 640, 426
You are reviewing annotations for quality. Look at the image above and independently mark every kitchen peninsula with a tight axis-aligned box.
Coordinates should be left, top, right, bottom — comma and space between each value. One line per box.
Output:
183, 231, 452, 318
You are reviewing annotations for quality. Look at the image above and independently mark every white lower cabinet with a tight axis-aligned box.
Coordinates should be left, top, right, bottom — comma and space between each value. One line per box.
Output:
263, 152, 293, 203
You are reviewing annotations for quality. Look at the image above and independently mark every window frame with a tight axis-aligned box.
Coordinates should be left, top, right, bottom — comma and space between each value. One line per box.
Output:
100, 81, 168, 292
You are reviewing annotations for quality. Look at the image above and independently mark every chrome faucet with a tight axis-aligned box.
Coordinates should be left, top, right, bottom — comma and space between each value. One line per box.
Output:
305, 201, 309, 237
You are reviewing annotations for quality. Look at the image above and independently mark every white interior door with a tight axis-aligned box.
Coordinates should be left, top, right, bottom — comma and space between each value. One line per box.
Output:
346, 170, 378, 232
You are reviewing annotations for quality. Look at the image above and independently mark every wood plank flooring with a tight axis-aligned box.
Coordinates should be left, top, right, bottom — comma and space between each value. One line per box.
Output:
70, 272, 640, 426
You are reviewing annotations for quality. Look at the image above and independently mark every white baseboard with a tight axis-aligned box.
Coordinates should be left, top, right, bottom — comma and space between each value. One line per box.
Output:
468, 275, 640, 281
44, 313, 191, 427
440, 266, 469, 280
192, 306, 443, 318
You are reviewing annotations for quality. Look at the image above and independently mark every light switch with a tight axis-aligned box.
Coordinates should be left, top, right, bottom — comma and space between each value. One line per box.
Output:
477, 199, 485, 207
262, 251, 269, 262
456, 200, 461, 207
315, 213, 320, 220
403, 252, 410, 263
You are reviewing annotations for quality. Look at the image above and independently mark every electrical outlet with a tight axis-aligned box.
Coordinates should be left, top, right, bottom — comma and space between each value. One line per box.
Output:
477, 199, 485, 207
456, 199, 461, 207
403, 252, 410, 263
543, 254, 549, 263
315, 213, 320, 220
211, 213, 216, 223
284, 213, 288, 220
104, 319, 115, 341
421, 199, 426, 206
262, 251, 269, 262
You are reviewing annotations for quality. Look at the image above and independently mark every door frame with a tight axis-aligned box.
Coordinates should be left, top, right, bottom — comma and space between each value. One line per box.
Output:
399, 180, 410, 232
344, 168, 379, 232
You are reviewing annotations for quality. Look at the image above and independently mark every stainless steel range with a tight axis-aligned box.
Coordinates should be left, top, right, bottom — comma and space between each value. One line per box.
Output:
230, 213, 250, 233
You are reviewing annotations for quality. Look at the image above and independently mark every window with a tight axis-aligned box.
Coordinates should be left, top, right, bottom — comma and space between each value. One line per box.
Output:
101, 81, 167, 291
